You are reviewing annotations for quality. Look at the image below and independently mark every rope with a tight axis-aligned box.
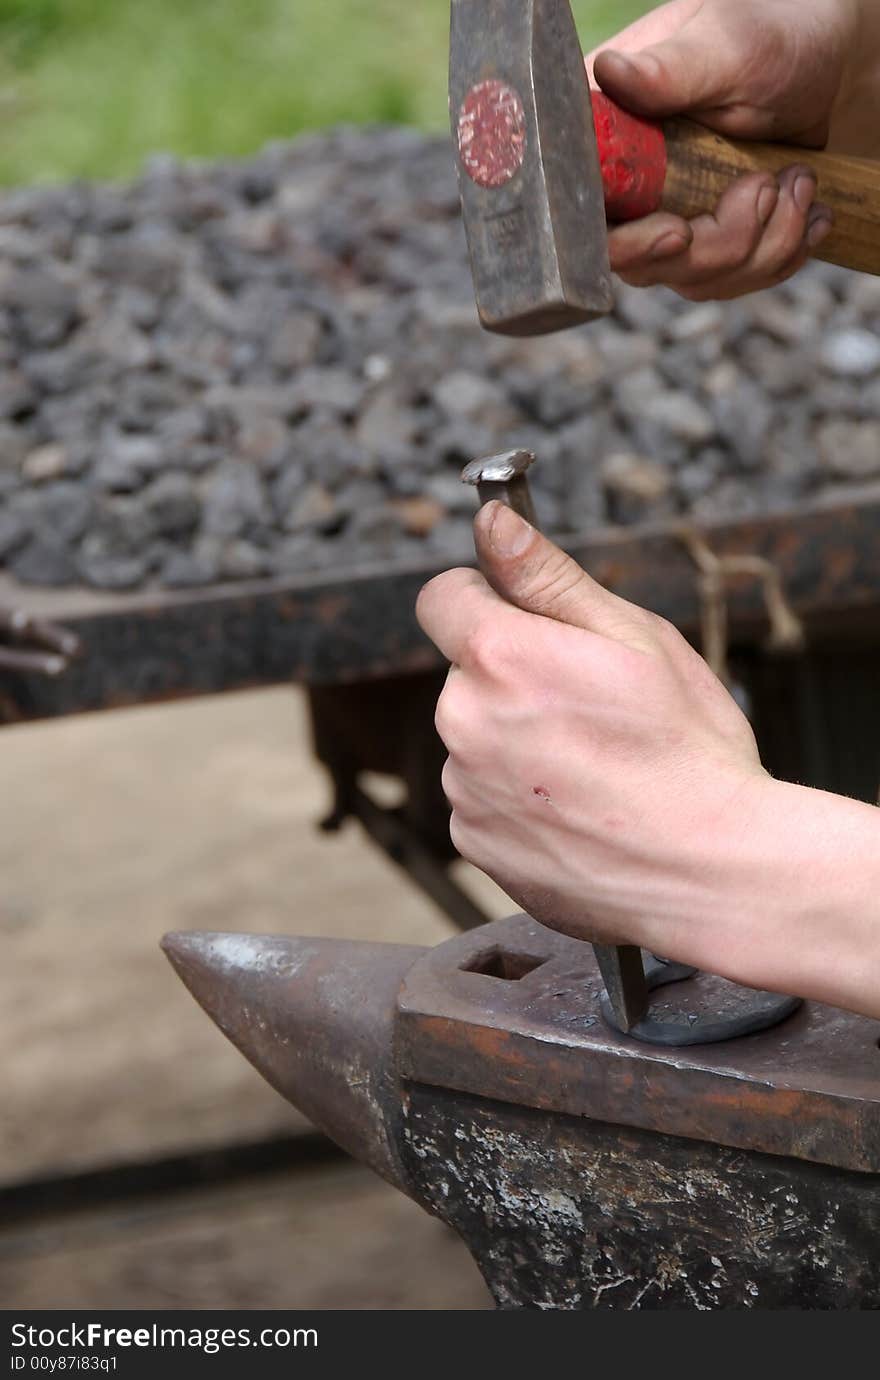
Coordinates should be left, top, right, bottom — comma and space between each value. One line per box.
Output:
678, 531, 880, 808
677, 527, 805, 685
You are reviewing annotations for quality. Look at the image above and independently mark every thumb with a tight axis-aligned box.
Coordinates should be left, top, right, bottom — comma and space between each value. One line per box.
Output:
474, 502, 656, 650
593, 32, 723, 119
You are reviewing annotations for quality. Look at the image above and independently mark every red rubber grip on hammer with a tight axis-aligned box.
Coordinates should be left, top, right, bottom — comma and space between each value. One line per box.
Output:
591, 90, 666, 222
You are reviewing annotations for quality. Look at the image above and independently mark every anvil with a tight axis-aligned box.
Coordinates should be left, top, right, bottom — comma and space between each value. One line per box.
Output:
164, 915, 880, 1309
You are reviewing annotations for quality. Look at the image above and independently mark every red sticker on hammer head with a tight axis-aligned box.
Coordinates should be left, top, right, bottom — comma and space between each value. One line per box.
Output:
458, 80, 526, 189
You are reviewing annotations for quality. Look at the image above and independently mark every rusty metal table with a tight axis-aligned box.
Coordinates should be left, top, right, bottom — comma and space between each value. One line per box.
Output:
3, 495, 880, 725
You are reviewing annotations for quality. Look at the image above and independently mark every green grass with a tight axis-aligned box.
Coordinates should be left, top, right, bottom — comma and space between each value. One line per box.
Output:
0, 0, 649, 185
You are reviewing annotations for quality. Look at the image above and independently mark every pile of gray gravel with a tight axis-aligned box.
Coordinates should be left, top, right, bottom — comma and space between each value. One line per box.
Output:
1, 125, 880, 592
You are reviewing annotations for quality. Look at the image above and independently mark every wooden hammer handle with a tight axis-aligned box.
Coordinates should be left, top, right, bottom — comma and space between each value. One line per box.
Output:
593, 93, 880, 277
662, 117, 880, 277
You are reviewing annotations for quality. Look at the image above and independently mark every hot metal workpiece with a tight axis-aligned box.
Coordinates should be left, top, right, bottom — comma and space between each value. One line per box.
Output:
163, 914, 880, 1309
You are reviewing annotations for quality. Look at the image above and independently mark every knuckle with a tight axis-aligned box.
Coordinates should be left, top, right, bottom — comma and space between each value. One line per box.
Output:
440, 757, 460, 805
434, 682, 467, 746
617, 265, 668, 290
709, 232, 754, 273
416, 571, 445, 602
640, 604, 669, 632
761, 241, 803, 277
675, 282, 715, 302
462, 623, 488, 669
651, 611, 687, 651
462, 618, 509, 673
611, 600, 668, 643
639, 606, 671, 636
768, 266, 801, 291
415, 575, 443, 624
765, 251, 808, 289
523, 556, 584, 615
607, 217, 677, 271
448, 811, 472, 861
756, 219, 808, 274
607, 235, 643, 272
670, 261, 735, 298
689, 212, 757, 274
416, 569, 472, 623
714, 220, 759, 269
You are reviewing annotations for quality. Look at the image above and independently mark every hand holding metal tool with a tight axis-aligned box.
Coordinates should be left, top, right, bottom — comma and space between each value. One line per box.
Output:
463, 449, 661, 1033
461, 449, 648, 1033
461, 449, 801, 1045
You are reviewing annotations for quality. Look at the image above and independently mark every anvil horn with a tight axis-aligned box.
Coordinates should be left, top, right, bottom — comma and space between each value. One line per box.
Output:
161, 931, 424, 1190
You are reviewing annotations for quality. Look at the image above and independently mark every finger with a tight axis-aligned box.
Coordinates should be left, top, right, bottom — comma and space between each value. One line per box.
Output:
592, 0, 738, 121
473, 502, 658, 649
586, 0, 702, 84
675, 165, 829, 301
416, 567, 501, 667
588, 4, 829, 144
805, 204, 834, 253
607, 213, 693, 273
440, 756, 467, 810
709, 164, 817, 292
617, 172, 779, 289
595, 47, 713, 119
436, 678, 475, 760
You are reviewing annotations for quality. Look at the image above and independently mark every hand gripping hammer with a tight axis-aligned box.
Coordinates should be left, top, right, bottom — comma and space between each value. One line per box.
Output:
450, 0, 880, 336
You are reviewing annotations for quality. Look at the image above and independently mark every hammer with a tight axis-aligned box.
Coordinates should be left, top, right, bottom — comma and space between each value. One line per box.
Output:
451, 0, 880, 335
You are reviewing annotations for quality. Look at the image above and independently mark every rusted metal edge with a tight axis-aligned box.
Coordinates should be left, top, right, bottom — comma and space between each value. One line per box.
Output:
3, 494, 880, 722
395, 915, 880, 1175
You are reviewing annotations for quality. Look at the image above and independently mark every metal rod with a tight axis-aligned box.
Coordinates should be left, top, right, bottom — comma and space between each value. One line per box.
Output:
347, 783, 491, 932
461, 449, 538, 524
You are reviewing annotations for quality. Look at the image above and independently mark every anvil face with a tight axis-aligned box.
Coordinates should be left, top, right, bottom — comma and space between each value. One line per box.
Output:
397, 915, 880, 1173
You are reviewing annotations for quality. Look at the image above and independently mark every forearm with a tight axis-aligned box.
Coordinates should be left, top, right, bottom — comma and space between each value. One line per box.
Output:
830, 0, 880, 155
663, 775, 880, 1018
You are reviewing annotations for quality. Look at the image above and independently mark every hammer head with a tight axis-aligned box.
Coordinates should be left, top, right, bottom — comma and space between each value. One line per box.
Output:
450, 0, 613, 336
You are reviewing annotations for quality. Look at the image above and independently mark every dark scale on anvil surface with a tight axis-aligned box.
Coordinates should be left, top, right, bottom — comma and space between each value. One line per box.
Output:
3, 125, 880, 593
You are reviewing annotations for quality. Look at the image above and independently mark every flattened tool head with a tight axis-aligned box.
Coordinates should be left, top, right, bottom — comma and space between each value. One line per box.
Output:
450, 0, 613, 336
460, 448, 535, 486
